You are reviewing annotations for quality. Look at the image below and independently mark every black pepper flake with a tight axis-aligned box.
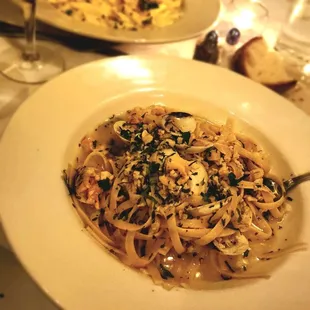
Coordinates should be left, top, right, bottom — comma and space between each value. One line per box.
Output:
192, 252, 198, 257
0, 293, 4, 298
287, 196, 293, 201
177, 254, 182, 259
279, 226, 283, 230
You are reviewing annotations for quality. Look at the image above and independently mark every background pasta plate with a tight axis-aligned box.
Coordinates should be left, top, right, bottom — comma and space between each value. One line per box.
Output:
0, 56, 310, 310
11, 0, 221, 43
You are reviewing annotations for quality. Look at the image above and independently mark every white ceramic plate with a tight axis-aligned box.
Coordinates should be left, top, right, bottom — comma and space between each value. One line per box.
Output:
13, 0, 221, 43
1, 56, 310, 310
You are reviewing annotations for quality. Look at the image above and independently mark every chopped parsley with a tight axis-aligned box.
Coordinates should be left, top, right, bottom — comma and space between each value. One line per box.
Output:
118, 208, 133, 221
65, 9, 73, 15
149, 162, 160, 174
139, 0, 160, 11
181, 131, 191, 144
98, 178, 112, 191
262, 210, 271, 221
120, 128, 131, 140
62, 169, 76, 195
205, 146, 216, 159
228, 172, 245, 186
243, 249, 250, 257
244, 188, 254, 195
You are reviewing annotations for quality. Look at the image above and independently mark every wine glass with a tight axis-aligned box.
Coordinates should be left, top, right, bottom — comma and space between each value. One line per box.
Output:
0, 0, 64, 84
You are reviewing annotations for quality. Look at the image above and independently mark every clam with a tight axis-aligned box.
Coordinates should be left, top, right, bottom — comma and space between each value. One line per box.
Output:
188, 161, 208, 196
231, 202, 253, 232
213, 231, 249, 256
75, 166, 113, 209
162, 112, 197, 135
113, 121, 134, 143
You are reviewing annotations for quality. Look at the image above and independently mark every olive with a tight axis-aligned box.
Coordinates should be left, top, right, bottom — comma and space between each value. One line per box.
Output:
226, 28, 241, 45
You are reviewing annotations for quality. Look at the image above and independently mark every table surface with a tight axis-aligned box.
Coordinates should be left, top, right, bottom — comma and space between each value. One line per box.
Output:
0, 0, 309, 309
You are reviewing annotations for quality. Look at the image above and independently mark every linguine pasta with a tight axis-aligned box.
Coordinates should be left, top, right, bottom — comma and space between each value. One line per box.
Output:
63, 105, 301, 289
48, 0, 183, 30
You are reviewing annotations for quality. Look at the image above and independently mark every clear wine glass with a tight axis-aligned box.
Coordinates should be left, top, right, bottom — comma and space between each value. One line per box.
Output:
0, 0, 64, 84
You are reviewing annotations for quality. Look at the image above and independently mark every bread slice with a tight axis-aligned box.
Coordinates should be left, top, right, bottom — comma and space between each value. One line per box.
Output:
232, 37, 297, 93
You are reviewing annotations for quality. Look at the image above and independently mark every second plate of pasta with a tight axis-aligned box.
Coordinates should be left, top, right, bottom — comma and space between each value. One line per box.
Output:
12, 0, 221, 43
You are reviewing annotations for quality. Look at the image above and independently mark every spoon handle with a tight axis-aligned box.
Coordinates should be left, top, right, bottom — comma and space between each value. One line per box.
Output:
284, 172, 310, 193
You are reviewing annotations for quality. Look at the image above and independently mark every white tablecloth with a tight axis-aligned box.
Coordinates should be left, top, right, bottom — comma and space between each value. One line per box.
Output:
0, 0, 309, 309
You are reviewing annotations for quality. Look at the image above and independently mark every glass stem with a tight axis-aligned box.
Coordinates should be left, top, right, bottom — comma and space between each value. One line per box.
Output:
22, 0, 39, 61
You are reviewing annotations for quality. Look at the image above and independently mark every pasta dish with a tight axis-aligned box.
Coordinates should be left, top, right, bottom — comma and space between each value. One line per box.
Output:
48, 0, 183, 30
63, 105, 301, 289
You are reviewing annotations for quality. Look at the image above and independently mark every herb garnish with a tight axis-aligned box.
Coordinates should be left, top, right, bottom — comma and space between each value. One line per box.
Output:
243, 249, 250, 258
62, 169, 76, 195
120, 128, 131, 140
181, 132, 191, 144
149, 162, 160, 174
228, 172, 245, 186
262, 210, 271, 221
205, 146, 216, 159
244, 189, 254, 195
139, 0, 159, 11
98, 178, 112, 191
118, 208, 133, 221
65, 9, 73, 15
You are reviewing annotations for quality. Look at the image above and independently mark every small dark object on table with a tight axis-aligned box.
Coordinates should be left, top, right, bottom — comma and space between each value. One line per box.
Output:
194, 30, 219, 64
226, 28, 241, 45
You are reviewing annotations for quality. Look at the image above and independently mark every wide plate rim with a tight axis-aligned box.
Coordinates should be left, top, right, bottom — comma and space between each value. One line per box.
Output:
1, 55, 310, 310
